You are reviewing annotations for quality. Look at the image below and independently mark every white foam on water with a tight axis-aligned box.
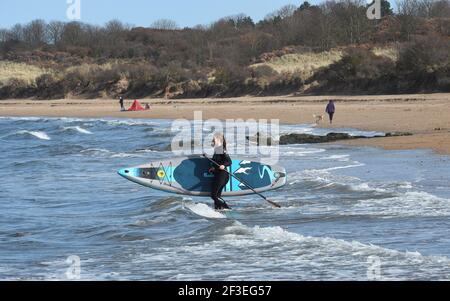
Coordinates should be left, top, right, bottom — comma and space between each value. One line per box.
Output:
0, 116, 91, 125
135, 222, 450, 280
62, 126, 93, 134
79, 148, 144, 158
0, 116, 46, 121
239, 223, 450, 264
102, 119, 162, 127
135, 149, 158, 154
321, 163, 366, 172
280, 147, 327, 157
184, 202, 227, 219
397, 182, 413, 189
289, 169, 359, 186
351, 191, 450, 218
17, 130, 51, 140
0, 116, 167, 129
289, 169, 450, 218
323, 154, 351, 162
288, 169, 386, 193
280, 124, 316, 135
349, 182, 387, 193
224, 223, 450, 280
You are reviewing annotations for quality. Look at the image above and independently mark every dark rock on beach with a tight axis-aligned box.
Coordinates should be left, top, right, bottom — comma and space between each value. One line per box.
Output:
385, 132, 414, 137
161, 132, 415, 149
246, 134, 274, 146
279, 133, 363, 145
278, 132, 413, 145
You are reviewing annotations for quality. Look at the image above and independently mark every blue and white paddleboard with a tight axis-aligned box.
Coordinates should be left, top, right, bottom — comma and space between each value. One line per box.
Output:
118, 156, 287, 197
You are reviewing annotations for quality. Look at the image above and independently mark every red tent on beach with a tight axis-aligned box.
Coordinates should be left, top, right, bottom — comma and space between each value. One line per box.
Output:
128, 100, 145, 111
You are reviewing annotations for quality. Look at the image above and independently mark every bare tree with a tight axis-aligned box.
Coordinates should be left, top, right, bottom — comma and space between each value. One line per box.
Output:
396, 0, 422, 16
61, 21, 84, 46
0, 29, 8, 42
23, 19, 47, 46
46, 21, 65, 45
210, 18, 238, 37
150, 19, 179, 30
430, 0, 450, 17
419, 0, 437, 18
105, 19, 129, 34
222, 14, 255, 30
277, 4, 297, 18
395, 0, 424, 40
9, 24, 24, 41
265, 4, 297, 20
289, 4, 325, 47
322, 0, 372, 45
419, 0, 450, 18
84, 24, 103, 46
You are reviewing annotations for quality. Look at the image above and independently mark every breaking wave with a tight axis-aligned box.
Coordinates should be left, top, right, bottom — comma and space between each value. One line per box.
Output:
16, 130, 51, 140
62, 126, 93, 135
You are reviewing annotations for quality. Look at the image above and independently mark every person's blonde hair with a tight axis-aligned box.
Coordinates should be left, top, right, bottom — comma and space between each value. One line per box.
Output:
211, 132, 227, 150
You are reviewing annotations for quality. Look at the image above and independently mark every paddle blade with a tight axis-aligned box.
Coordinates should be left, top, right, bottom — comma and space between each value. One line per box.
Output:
267, 199, 281, 208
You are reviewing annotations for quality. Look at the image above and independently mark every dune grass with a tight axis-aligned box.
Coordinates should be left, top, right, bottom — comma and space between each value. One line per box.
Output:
251, 50, 344, 80
64, 62, 118, 75
0, 61, 125, 89
373, 46, 399, 61
0, 61, 49, 86
250, 46, 399, 81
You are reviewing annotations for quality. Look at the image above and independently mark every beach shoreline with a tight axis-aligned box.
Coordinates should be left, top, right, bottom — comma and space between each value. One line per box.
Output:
1, 93, 449, 155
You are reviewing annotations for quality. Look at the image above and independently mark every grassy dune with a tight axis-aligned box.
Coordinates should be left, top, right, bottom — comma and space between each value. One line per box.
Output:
251, 46, 399, 81
251, 50, 344, 80
373, 46, 399, 61
64, 61, 120, 75
0, 45, 431, 98
0, 60, 122, 85
0, 61, 49, 86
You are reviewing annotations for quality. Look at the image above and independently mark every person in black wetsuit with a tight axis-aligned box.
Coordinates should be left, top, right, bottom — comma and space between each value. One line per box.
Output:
209, 133, 232, 210
119, 96, 125, 111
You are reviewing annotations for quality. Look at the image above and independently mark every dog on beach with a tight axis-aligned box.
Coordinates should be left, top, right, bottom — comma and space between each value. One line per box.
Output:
313, 114, 324, 124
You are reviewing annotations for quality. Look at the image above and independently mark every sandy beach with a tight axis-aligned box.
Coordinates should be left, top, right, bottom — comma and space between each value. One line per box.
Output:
1, 93, 450, 155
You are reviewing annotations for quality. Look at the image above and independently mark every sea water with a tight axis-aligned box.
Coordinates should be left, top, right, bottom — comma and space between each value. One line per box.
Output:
0, 116, 449, 280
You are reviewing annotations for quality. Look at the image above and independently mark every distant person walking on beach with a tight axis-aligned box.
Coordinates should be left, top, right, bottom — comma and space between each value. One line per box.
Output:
326, 100, 336, 124
119, 96, 125, 111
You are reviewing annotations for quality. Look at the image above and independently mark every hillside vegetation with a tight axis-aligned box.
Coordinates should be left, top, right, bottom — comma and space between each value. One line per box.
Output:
251, 49, 344, 80
0, 61, 49, 85
1, 0, 450, 99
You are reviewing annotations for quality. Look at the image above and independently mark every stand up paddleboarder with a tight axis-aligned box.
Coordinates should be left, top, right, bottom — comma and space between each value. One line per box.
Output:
208, 133, 232, 210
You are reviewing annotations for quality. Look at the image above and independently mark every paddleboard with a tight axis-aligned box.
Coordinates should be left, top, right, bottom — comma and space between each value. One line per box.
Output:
118, 155, 286, 197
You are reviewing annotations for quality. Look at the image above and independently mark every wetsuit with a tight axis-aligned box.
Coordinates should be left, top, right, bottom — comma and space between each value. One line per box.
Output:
210, 149, 232, 210
119, 98, 124, 111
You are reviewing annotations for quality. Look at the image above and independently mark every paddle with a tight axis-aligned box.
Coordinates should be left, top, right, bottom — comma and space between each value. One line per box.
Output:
202, 154, 281, 208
